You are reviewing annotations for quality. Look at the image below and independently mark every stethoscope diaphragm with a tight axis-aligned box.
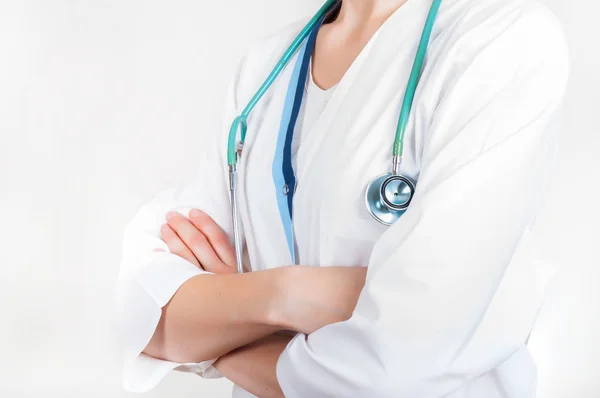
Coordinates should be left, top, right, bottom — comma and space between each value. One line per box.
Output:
365, 173, 416, 226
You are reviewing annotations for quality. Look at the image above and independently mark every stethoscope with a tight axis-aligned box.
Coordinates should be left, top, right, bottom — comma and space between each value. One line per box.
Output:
227, 0, 442, 273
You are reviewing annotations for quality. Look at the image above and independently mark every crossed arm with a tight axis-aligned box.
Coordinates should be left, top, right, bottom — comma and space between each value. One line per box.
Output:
144, 208, 367, 397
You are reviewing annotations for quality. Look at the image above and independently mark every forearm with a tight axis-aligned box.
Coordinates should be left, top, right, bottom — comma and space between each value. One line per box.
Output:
207, 265, 366, 396
214, 334, 290, 398
143, 265, 366, 364
143, 269, 285, 363
211, 266, 367, 395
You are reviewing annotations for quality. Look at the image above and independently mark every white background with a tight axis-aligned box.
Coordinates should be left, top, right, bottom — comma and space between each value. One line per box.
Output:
0, 1, 597, 397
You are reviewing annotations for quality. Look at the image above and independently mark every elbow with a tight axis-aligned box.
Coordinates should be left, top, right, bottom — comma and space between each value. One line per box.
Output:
141, 309, 172, 362
142, 307, 215, 364
118, 256, 212, 364
141, 316, 170, 362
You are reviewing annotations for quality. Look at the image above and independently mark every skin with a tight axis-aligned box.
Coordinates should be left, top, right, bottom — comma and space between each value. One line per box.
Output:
145, 209, 367, 363
312, 0, 409, 90
156, 210, 366, 397
145, 1, 410, 396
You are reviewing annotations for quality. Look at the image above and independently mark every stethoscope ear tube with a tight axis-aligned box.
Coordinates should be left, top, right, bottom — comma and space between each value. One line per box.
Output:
229, 165, 245, 273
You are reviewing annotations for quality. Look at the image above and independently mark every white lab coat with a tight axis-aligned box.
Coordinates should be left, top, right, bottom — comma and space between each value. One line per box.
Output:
117, 0, 570, 396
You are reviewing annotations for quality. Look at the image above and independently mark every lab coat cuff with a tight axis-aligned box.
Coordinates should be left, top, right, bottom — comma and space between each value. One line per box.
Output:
118, 251, 223, 393
276, 333, 325, 398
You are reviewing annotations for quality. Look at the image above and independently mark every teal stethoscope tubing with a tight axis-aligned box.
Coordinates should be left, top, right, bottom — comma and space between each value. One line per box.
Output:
395, 0, 441, 157
227, 0, 442, 273
227, 0, 340, 166
227, 0, 442, 165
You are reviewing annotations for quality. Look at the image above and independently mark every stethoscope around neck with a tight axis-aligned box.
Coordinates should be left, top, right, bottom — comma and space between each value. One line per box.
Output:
227, 0, 443, 273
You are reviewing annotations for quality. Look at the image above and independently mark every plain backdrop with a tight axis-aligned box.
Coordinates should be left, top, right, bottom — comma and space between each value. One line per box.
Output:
0, 1, 597, 397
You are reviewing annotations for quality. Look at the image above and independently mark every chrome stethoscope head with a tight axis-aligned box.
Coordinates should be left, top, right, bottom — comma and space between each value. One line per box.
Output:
365, 156, 416, 226
365, 174, 416, 226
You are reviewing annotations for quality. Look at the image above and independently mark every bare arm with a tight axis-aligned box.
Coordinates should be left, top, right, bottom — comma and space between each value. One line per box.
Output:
144, 209, 366, 364
144, 269, 283, 363
214, 334, 290, 398
210, 263, 369, 398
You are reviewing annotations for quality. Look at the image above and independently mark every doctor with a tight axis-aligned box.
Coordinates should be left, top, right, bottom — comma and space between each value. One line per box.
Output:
117, 0, 569, 397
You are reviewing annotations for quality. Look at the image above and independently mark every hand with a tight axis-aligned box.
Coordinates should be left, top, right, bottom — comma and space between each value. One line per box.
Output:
159, 208, 238, 274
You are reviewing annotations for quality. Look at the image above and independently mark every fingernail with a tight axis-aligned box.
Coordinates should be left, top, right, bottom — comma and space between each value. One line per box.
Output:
160, 224, 169, 233
166, 211, 178, 220
190, 209, 202, 219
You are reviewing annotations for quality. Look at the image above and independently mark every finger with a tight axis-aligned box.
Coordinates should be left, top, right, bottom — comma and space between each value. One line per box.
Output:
188, 209, 237, 268
160, 223, 201, 268
166, 211, 223, 271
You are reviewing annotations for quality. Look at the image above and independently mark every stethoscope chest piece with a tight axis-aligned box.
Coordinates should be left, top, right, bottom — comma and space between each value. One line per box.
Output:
365, 173, 416, 226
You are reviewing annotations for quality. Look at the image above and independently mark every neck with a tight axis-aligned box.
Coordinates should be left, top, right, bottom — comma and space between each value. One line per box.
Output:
336, 0, 410, 25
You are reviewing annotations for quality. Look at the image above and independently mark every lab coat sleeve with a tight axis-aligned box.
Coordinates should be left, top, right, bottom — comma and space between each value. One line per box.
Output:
116, 60, 244, 393
276, 8, 569, 398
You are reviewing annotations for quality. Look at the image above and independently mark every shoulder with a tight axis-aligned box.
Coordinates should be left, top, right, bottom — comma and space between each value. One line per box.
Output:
443, 0, 566, 34
232, 18, 310, 107
439, 0, 569, 64
432, 0, 569, 96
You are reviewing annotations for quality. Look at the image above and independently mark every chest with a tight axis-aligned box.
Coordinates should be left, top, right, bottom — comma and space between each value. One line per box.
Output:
233, 19, 446, 268
236, 80, 425, 268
